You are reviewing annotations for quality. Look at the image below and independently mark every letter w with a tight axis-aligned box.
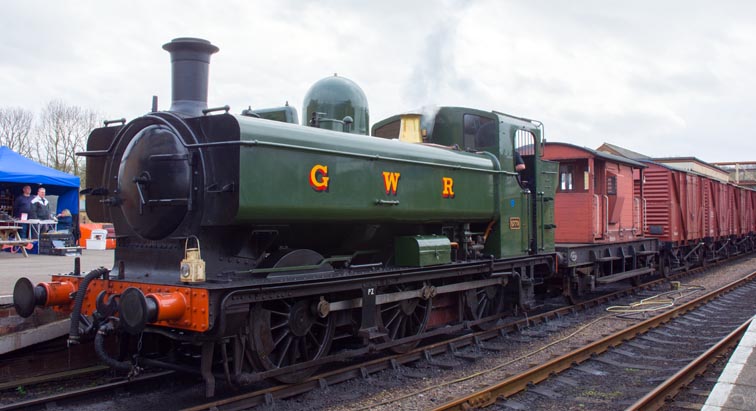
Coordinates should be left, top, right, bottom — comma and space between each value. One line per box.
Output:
382, 172, 400, 195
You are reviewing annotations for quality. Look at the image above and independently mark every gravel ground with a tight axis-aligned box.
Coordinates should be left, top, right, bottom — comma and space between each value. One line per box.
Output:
658, 349, 732, 411
4, 257, 754, 411
0, 371, 209, 410
497, 282, 756, 411
260, 256, 756, 411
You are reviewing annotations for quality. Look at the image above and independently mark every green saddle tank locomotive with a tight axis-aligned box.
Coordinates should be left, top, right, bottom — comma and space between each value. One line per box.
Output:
14, 38, 558, 396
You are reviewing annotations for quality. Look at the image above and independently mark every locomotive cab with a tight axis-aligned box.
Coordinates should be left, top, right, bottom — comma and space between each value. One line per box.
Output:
373, 107, 558, 258
373, 107, 534, 174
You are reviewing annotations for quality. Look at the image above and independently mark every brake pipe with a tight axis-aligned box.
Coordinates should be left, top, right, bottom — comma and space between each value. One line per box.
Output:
68, 267, 110, 345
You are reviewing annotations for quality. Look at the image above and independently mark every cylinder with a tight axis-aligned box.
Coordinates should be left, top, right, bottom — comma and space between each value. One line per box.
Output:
162, 38, 219, 117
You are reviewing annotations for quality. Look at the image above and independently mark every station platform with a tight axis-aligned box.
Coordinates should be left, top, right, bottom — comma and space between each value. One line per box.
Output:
0, 249, 114, 296
0, 250, 114, 354
703, 315, 756, 410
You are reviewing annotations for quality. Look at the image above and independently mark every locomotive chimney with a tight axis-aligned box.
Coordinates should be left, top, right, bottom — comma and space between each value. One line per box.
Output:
162, 38, 219, 117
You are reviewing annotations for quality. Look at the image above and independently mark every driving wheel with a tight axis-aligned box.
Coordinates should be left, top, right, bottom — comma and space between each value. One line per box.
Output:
376, 284, 432, 353
463, 285, 505, 330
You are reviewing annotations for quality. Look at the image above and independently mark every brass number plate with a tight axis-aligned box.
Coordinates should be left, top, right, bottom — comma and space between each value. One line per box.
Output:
509, 217, 521, 230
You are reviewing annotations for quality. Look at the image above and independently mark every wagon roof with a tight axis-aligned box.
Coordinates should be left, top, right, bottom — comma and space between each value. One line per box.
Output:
640, 159, 736, 183
544, 141, 647, 168
596, 142, 652, 160
649, 156, 730, 174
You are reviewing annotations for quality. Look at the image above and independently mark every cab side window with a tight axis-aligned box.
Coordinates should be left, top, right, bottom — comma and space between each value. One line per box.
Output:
463, 114, 496, 149
514, 129, 535, 157
514, 130, 536, 187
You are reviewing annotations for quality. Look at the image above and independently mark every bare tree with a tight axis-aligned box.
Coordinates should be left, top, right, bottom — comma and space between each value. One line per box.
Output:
0, 107, 34, 156
36, 100, 99, 184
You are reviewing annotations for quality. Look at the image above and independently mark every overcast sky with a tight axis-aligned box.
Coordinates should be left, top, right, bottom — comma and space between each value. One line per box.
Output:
2, 1, 755, 162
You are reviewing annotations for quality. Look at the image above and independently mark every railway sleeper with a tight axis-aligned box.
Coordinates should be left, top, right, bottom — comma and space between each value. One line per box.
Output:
27, 249, 753, 399
450, 344, 484, 362
610, 348, 695, 363
423, 350, 462, 369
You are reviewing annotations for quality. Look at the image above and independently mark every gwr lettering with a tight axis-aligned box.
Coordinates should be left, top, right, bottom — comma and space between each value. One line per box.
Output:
442, 177, 455, 198
309, 164, 329, 191
382, 172, 400, 195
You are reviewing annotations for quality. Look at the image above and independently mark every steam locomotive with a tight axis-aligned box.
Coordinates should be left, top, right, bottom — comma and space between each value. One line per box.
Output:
14, 38, 559, 396
12, 38, 754, 397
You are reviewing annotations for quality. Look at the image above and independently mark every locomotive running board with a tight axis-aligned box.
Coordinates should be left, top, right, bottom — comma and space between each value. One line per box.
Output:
326, 277, 507, 312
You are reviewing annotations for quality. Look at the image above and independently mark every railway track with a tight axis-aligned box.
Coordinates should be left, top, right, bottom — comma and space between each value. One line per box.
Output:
0, 259, 750, 411
630, 320, 749, 410
169, 294, 651, 410
0, 276, 660, 410
178, 262, 750, 411
652, 343, 735, 411
433, 271, 756, 411
0, 371, 175, 411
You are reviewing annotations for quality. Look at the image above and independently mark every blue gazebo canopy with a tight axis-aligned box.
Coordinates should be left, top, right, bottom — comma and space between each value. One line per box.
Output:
0, 146, 80, 215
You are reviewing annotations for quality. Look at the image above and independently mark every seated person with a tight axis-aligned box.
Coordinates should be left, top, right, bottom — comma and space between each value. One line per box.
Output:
56, 209, 73, 232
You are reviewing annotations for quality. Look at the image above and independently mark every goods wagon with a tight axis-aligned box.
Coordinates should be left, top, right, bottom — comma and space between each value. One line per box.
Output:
542, 143, 658, 299
643, 161, 755, 269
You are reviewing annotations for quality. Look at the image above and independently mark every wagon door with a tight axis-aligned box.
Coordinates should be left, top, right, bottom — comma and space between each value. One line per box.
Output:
633, 168, 643, 236
717, 182, 728, 237
703, 179, 712, 238
592, 160, 607, 239
739, 187, 749, 235
687, 175, 701, 240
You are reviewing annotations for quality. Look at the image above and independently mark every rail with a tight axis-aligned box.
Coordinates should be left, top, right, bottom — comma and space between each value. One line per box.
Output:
6, 256, 750, 411
181, 257, 745, 411
0, 371, 173, 411
627, 318, 751, 410
432, 271, 756, 411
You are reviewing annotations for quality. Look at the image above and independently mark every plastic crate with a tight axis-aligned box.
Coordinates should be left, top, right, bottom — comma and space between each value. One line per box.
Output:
87, 239, 107, 250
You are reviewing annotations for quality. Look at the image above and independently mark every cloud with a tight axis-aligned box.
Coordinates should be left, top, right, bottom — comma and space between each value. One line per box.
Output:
1, 1, 755, 162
